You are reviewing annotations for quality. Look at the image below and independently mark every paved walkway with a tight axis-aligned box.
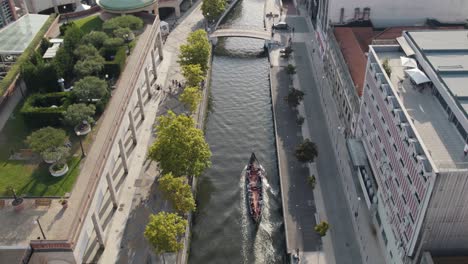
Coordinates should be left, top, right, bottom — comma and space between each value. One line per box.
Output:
268, 2, 364, 264
104, 2, 207, 264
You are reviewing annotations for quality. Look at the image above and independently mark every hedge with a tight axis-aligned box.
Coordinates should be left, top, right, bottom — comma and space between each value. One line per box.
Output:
0, 14, 56, 96
104, 46, 127, 78
20, 92, 72, 127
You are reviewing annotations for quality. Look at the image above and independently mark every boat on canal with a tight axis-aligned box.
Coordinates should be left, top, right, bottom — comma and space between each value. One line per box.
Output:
245, 153, 264, 224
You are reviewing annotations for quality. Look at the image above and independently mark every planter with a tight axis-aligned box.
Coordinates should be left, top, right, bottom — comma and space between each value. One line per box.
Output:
43, 158, 56, 164
74, 123, 91, 136
49, 163, 69, 177
12, 198, 24, 212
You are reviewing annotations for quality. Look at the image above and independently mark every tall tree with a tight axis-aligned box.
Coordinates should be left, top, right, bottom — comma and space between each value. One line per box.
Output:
73, 76, 108, 102
182, 64, 204, 87
73, 44, 100, 60
53, 46, 74, 80
180, 86, 202, 113
82, 31, 109, 49
178, 30, 210, 73
148, 111, 211, 177
201, 0, 226, 22
158, 173, 196, 214
63, 24, 84, 52
144, 212, 187, 264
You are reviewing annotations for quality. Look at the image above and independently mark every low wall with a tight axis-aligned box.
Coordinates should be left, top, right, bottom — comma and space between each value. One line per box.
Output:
61, 5, 101, 20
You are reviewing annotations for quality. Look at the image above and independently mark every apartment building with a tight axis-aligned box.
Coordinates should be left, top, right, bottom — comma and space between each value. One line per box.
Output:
356, 30, 468, 264
0, 0, 17, 28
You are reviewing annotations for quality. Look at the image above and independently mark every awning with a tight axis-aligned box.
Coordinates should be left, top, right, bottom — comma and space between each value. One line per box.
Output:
397, 36, 415, 57
405, 68, 431, 85
400, 56, 417, 68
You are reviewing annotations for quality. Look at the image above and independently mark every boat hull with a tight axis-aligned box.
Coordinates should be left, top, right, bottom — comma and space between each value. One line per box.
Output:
245, 153, 265, 224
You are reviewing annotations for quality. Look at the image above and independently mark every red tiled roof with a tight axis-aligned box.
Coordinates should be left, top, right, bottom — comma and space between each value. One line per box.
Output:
333, 25, 465, 97
333, 27, 368, 96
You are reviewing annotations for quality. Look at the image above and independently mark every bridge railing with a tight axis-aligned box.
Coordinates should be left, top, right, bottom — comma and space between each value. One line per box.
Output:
215, 25, 267, 31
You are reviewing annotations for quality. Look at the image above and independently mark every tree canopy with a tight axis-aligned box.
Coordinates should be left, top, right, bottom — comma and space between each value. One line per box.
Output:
82, 31, 109, 49
63, 24, 84, 52
287, 88, 304, 108
144, 212, 187, 255
53, 46, 74, 80
63, 103, 96, 127
202, 0, 226, 22
73, 45, 100, 60
26, 127, 66, 154
42, 146, 69, 165
158, 173, 196, 214
182, 64, 204, 87
178, 30, 210, 73
314, 221, 330, 237
180, 86, 202, 113
74, 55, 105, 77
295, 138, 318, 163
73, 76, 108, 102
148, 111, 211, 177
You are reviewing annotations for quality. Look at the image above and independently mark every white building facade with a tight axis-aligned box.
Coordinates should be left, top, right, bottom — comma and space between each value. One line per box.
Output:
356, 30, 468, 264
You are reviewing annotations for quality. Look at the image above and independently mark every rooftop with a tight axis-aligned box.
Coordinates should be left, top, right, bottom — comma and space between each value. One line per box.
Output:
97, 0, 157, 12
373, 47, 466, 170
0, 14, 50, 55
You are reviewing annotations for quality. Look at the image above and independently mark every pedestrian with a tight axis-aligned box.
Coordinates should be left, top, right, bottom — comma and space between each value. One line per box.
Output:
464, 143, 468, 157
178, 82, 182, 89
292, 27, 295, 34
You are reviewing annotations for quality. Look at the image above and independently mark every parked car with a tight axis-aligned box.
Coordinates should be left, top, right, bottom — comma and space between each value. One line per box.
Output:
272, 22, 289, 30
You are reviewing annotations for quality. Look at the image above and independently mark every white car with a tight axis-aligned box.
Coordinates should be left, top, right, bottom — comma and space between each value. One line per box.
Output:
272, 22, 289, 30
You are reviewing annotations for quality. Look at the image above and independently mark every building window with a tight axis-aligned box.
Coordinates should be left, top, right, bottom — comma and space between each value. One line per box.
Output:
389, 250, 393, 259
389, 163, 393, 171
409, 213, 414, 224
382, 230, 388, 245
399, 158, 405, 168
395, 177, 400, 187
381, 117, 385, 124
406, 174, 413, 185
393, 144, 397, 152
372, 94, 375, 101
390, 196, 395, 205
383, 148, 387, 156
404, 232, 409, 242
402, 194, 407, 204
414, 192, 421, 204
378, 136, 382, 143
387, 129, 391, 137
397, 213, 402, 223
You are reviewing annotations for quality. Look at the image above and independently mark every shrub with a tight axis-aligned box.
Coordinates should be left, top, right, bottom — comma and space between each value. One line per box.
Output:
113, 27, 133, 39
0, 14, 56, 96
73, 76, 108, 102
287, 88, 304, 108
59, 21, 76, 36
63, 103, 96, 127
73, 44, 100, 60
74, 55, 105, 77
295, 138, 318, 163
383, 58, 392, 77
102, 37, 125, 58
63, 24, 84, 52
314, 221, 330, 237
22, 60, 59, 93
102, 15, 143, 34
20, 92, 72, 127
286, 64, 296, 75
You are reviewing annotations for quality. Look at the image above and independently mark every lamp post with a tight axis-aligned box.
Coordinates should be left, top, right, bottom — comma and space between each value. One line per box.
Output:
76, 129, 86, 157
34, 217, 47, 240
105, 74, 111, 95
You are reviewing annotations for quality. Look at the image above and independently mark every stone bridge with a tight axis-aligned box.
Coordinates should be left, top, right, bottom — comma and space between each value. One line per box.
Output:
209, 28, 272, 42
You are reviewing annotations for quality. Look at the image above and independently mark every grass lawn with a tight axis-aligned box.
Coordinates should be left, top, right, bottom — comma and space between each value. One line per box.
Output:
0, 103, 82, 197
74, 14, 103, 34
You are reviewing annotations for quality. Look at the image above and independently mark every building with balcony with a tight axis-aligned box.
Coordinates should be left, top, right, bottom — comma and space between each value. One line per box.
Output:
356, 30, 468, 264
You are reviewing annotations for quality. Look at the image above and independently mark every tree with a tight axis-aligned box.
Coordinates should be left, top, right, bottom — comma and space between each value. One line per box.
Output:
287, 88, 305, 108
63, 24, 84, 52
102, 37, 125, 58
63, 103, 96, 127
73, 76, 108, 102
180, 86, 202, 113
82, 31, 109, 49
73, 44, 100, 60
42, 146, 69, 168
202, 0, 226, 22
53, 46, 74, 80
295, 138, 318, 163
74, 55, 105, 77
383, 58, 392, 77
307, 175, 316, 189
158, 173, 196, 214
314, 221, 330, 236
148, 111, 211, 177
286, 64, 296, 75
178, 30, 210, 73
144, 212, 187, 264
102, 15, 143, 34
182, 64, 204, 87
26, 127, 67, 154
113, 27, 133, 39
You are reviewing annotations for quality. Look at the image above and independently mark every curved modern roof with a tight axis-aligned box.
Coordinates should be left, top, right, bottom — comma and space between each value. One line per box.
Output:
97, 0, 156, 11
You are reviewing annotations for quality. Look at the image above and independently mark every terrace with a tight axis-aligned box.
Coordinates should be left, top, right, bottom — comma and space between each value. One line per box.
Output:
373, 47, 467, 170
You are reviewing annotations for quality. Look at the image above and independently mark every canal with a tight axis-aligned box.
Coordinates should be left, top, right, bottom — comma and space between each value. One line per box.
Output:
188, 0, 286, 263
